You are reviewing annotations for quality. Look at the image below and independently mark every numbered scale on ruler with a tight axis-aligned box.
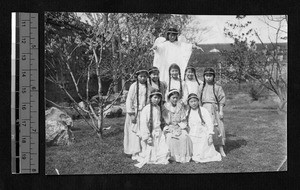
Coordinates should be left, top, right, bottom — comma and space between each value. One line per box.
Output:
13, 12, 39, 174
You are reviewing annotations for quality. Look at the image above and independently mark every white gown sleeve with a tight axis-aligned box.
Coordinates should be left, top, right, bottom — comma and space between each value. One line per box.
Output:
153, 37, 167, 73
126, 82, 136, 114
182, 81, 188, 105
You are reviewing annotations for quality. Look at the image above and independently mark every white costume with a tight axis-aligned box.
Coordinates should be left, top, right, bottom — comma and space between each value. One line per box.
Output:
153, 37, 193, 83
182, 80, 202, 105
188, 107, 222, 163
134, 104, 170, 168
124, 82, 150, 156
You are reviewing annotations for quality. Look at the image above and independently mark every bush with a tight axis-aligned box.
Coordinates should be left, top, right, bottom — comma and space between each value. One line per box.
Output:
249, 86, 260, 101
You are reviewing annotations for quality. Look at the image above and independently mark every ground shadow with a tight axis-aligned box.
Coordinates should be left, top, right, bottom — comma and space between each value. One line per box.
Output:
224, 133, 247, 154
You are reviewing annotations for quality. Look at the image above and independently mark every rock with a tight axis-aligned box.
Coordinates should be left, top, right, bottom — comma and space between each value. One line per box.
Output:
78, 101, 88, 111
120, 91, 128, 103
45, 107, 75, 146
119, 103, 126, 113
104, 105, 123, 118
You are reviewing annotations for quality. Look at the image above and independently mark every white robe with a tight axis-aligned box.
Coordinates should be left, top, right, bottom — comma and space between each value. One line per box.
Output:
153, 38, 193, 84
182, 80, 202, 105
134, 104, 170, 168
123, 82, 150, 155
188, 108, 222, 163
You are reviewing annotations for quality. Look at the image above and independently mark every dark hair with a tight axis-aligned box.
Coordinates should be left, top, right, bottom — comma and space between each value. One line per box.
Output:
148, 67, 161, 92
148, 66, 159, 75
166, 34, 178, 41
167, 89, 180, 100
149, 89, 162, 99
135, 76, 148, 120
168, 63, 182, 98
203, 67, 216, 77
135, 69, 149, 77
184, 66, 201, 85
166, 28, 179, 41
186, 94, 205, 128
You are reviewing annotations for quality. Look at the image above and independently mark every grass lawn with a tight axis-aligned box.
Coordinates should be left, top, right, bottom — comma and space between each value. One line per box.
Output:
45, 92, 287, 174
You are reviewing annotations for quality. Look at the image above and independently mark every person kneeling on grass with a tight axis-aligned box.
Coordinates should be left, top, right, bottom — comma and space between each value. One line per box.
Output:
134, 89, 170, 168
186, 93, 222, 163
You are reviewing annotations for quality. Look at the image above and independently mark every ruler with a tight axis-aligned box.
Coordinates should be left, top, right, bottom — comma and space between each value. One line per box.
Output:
11, 12, 39, 174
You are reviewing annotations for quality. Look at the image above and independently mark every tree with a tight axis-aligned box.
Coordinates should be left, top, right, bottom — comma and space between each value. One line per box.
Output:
45, 12, 154, 138
45, 12, 191, 139
221, 15, 287, 112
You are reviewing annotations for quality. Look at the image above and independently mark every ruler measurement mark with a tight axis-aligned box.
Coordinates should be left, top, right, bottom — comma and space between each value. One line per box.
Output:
12, 12, 39, 174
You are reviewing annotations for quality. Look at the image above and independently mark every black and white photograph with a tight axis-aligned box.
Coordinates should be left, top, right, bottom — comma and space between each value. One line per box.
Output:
44, 12, 287, 174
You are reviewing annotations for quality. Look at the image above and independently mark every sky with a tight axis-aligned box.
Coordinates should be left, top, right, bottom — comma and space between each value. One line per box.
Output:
189, 15, 287, 44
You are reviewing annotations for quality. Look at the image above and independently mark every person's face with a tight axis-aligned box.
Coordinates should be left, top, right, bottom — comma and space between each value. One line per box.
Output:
204, 74, 214, 83
186, 69, 194, 80
150, 71, 159, 82
189, 97, 199, 109
138, 73, 148, 84
168, 33, 177, 42
169, 93, 179, 106
170, 68, 179, 79
151, 94, 161, 106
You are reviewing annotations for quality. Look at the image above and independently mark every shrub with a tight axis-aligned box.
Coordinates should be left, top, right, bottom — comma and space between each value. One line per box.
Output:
249, 86, 260, 101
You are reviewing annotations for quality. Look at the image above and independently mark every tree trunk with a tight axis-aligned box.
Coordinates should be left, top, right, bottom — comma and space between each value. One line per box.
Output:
277, 85, 287, 113
112, 35, 118, 93
97, 105, 104, 139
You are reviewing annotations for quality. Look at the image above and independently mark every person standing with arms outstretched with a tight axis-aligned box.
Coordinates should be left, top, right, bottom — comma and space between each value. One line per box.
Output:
151, 28, 203, 84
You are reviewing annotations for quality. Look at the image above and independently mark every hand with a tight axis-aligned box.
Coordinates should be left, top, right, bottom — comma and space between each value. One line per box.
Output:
208, 135, 213, 145
131, 115, 137, 124
192, 44, 204, 52
163, 126, 170, 132
219, 111, 224, 120
147, 137, 153, 144
150, 45, 157, 51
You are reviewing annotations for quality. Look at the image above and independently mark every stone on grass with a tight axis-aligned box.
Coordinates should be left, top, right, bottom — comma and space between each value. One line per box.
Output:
45, 107, 75, 146
104, 105, 123, 118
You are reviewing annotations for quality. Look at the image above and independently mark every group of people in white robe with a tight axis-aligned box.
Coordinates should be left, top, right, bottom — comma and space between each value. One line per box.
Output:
124, 65, 227, 168
123, 28, 226, 168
